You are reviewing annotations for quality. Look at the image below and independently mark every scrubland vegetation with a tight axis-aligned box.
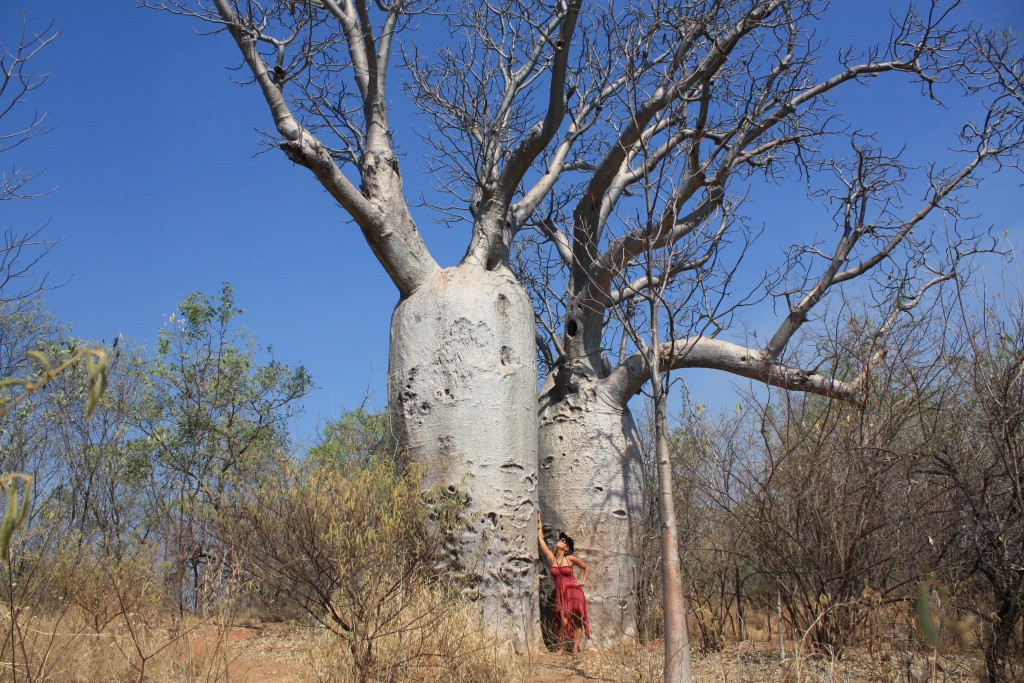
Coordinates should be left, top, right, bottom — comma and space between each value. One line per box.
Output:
1, 280, 1022, 682
3, 2, 1023, 681
0, 287, 525, 682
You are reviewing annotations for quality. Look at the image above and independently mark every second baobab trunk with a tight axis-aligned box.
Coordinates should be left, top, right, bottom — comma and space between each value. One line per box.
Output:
538, 374, 646, 648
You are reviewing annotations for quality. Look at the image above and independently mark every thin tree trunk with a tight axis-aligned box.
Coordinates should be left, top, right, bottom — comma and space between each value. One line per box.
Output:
736, 566, 745, 641
778, 590, 786, 663
636, 241, 693, 683
651, 372, 692, 683
643, 300, 692, 683
985, 591, 1023, 683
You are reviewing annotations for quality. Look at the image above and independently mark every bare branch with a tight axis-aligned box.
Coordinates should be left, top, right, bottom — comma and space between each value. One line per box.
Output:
153, 0, 439, 296
609, 337, 860, 405
1, 16, 59, 202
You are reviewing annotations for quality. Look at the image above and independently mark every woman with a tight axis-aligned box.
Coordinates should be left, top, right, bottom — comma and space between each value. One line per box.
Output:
538, 511, 590, 655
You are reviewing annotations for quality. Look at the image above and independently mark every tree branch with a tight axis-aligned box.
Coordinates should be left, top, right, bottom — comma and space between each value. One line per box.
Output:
607, 337, 860, 406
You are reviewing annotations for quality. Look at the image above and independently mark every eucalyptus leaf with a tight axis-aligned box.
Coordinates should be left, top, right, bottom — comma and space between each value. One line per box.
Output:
0, 474, 32, 567
84, 350, 109, 421
26, 350, 50, 371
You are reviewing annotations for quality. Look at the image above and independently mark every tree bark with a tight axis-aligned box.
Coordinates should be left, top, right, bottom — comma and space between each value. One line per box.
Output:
388, 263, 540, 651
651, 367, 693, 683
537, 374, 645, 647
984, 589, 1023, 683
656, 448, 692, 681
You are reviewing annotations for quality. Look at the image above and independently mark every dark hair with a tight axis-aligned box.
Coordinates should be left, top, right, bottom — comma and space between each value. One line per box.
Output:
558, 532, 575, 555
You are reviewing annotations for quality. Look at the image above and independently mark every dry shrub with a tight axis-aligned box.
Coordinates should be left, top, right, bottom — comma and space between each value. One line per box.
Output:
0, 608, 238, 683
301, 587, 524, 683
0, 609, 122, 682
45, 545, 166, 633
589, 641, 662, 682
0, 542, 160, 680
691, 605, 725, 654
0, 533, 241, 682
216, 457, 470, 678
135, 624, 234, 683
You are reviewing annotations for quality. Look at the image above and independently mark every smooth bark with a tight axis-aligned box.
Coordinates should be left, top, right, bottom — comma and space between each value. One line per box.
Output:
388, 264, 540, 650
653, 383, 692, 683
537, 375, 645, 647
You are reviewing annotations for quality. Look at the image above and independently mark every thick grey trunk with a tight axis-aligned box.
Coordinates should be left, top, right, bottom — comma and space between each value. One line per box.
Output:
388, 264, 540, 651
537, 376, 645, 647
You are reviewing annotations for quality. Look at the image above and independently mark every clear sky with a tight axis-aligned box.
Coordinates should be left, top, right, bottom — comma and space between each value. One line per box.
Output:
2, 1, 1023, 445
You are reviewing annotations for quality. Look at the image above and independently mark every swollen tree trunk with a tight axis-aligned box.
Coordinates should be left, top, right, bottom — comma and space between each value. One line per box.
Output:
388, 264, 540, 651
537, 375, 646, 647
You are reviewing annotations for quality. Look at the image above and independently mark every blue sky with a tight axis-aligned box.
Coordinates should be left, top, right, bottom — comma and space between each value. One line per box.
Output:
2, 1, 1023, 444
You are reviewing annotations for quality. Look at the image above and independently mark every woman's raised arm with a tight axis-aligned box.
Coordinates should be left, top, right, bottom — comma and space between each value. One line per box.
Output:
537, 511, 555, 565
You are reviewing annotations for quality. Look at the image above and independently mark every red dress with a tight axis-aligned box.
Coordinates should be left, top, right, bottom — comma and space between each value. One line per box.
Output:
551, 563, 591, 638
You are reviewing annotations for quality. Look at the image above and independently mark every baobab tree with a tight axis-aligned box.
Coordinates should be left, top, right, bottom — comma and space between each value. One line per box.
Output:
523, 1, 1021, 650
149, 0, 1022, 654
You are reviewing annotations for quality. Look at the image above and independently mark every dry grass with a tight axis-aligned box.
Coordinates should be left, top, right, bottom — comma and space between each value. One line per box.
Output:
298, 588, 526, 683
0, 564, 1002, 683
0, 592, 524, 683
572, 640, 984, 683
696, 646, 981, 683
0, 608, 235, 682
0, 606, 996, 683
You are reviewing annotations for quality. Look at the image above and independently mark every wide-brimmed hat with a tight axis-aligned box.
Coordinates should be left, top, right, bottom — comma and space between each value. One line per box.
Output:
557, 532, 575, 555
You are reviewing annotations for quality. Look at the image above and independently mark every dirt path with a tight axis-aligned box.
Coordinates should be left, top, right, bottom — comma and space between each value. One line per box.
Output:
190, 626, 308, 682
527, 652, 611, 683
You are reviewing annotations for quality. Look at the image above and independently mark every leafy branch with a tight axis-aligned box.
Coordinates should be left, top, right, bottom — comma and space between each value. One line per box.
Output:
0, 346, 109, 421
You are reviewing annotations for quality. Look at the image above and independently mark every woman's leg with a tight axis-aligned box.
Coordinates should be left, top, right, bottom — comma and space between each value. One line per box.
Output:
571, 615, 583, 655
559, 614, 570, 654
